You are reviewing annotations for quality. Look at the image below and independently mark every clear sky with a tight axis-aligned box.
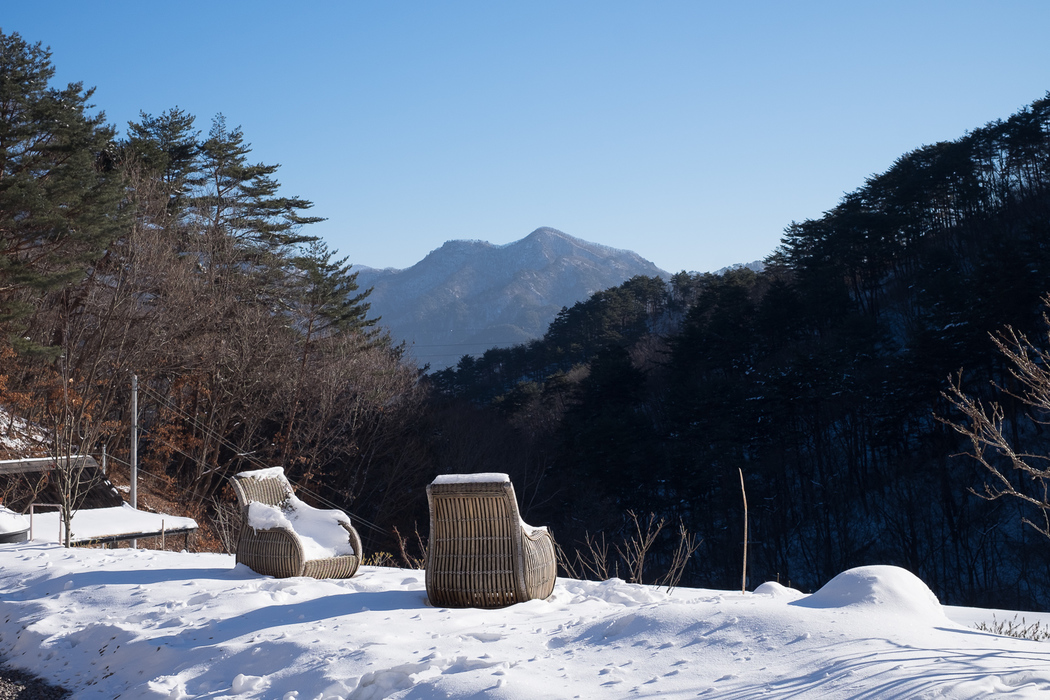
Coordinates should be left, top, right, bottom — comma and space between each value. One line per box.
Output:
5, 2, 1050, 274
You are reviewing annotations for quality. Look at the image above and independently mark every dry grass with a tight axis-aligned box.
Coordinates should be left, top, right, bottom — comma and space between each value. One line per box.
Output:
974, 615, 1050, 642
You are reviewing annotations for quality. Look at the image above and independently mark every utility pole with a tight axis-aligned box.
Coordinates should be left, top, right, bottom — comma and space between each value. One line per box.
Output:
131, 374, 138, 549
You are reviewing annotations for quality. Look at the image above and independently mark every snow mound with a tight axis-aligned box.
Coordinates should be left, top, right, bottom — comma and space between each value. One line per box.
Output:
754, 581, 805, 601
792, 565, 945, 621
0, 506, 29, 534
234, 466, 287, 481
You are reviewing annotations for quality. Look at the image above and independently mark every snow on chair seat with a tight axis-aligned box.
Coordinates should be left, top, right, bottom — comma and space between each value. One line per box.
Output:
228, 467, 362, 579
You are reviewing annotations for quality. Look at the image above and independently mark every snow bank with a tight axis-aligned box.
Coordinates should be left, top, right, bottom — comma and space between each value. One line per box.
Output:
0, 506, 28, 534
792, 564, 947, 623
29, 503, 197, 544
753, 580, 806, 601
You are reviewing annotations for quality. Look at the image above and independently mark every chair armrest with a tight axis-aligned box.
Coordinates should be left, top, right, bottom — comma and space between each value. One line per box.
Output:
237, 525, 306, 578
249, 524, 303, 551
520, 522, 549, 541
519, 525, 557, 600
288, 499, 345, 519
338, 520, 364, 560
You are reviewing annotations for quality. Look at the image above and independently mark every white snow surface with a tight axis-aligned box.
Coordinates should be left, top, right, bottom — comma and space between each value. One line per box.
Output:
431, 472, 510, 484
235, 466, 289, 481
0, 547, 1048, 699
28, 503, 197, 544
0, 506, 28, 534
0, 405, 47, 454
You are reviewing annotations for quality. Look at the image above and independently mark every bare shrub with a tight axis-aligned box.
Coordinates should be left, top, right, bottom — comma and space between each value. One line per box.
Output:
557, 531, 614, 581
660, 520, 702, 592
556, 511, 701, 592
974, 615, 1050, 642
363, 551, 395, 567
210, 497, 242, 554
393, 525, 427, 570
616, 511, 665, 584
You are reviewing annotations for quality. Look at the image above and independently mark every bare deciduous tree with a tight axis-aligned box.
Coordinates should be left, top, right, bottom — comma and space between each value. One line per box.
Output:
940, 308, 1050, 539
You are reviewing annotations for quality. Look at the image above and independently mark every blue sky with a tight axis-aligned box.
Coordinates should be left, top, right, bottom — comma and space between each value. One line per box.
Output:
5, 2, 1050, 273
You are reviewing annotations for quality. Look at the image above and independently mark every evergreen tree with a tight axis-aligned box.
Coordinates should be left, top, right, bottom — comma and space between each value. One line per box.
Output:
124, 107, 200, 219
0, 31, 122, 342
289, 239, 376, 340
193, 114, 323, 255
278, 239, 379, 463
558, 344, 658, 510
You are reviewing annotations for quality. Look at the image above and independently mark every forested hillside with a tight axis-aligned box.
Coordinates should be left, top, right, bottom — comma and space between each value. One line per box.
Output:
431, 93, 1050, 610
0, 32, 427, 543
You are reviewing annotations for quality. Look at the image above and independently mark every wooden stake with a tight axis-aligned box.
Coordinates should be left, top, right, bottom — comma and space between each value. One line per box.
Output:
739, 467, 748, 594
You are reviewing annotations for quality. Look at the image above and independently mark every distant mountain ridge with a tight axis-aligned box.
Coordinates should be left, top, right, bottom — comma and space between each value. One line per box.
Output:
356, 227, 668, 369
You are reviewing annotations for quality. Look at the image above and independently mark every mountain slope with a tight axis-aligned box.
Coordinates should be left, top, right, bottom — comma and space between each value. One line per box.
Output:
356, 227, 668, 369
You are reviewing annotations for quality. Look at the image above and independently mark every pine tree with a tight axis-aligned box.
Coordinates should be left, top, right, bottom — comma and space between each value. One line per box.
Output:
278, 240, 378, 466
124, 107, 201, 219
193, 114, 323, 254
0, 31, 123, 341
290, 239, 376, 340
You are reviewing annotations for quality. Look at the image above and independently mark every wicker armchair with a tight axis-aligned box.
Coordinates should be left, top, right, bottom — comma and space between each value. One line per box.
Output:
228, 467, 362, 579
426, 473, 556, 608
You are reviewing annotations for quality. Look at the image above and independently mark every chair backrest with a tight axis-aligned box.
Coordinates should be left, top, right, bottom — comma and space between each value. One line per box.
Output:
229, 467, 295, 510
426, 473, 526, 607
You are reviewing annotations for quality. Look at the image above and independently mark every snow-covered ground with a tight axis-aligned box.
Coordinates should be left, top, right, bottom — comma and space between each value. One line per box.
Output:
1, 543, 1049, 699
0, 506, 28, 538
27, 503, 198, 545
0, 405, 47, 454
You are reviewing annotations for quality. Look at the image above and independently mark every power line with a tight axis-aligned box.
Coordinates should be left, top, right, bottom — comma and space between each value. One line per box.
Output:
406, 342, 528, 348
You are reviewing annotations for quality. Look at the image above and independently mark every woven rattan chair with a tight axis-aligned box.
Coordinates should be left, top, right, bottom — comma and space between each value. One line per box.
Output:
228, 467, 362, 579
426, 473, 556, 608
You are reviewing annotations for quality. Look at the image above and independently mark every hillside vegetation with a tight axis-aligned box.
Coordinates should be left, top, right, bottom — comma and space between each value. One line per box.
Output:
432, 92, 1050, 609
0, 32, 426, 544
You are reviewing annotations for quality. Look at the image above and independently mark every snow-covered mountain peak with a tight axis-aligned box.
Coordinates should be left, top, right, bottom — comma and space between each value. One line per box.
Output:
355, 228, 668, 369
